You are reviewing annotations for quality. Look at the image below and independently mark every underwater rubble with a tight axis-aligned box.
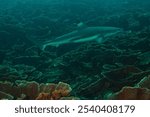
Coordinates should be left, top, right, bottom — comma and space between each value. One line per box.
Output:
0, 1, 150, 100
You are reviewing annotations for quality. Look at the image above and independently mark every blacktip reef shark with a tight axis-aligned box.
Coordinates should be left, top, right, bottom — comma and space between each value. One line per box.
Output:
42, 23, 122, 50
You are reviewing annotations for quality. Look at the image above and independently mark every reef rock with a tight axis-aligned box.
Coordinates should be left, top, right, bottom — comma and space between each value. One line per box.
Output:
0, 80, 76, 100
107, 86, 150, 100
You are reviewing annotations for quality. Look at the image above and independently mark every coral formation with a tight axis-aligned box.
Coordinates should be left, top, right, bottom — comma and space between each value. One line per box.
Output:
107, 86, 150, 100
107, 76, 150, 100
0, 81, 77, 100
36, 82, 72, 100
136, 75, 150, 89
0, 1, 150, 100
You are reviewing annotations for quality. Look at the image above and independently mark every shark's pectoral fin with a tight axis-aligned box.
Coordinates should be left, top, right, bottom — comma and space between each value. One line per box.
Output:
96, 37, 103, 43
95, 34, 103, 43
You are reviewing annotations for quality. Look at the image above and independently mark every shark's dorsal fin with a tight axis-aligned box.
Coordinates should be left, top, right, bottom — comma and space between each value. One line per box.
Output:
77, 22, 87, 30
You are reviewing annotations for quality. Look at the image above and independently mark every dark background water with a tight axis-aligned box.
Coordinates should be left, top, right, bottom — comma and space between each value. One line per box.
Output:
0, 0, 150, 38
0, 0, 150, 99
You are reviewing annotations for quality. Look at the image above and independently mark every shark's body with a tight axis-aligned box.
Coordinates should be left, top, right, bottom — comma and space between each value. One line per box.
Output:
42, 25, 122, 50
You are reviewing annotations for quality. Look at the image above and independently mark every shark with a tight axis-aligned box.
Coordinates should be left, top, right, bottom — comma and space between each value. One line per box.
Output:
42, 23, 122, 50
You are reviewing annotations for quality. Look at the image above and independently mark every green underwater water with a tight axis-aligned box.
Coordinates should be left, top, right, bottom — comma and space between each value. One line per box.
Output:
0, 0, 150, 100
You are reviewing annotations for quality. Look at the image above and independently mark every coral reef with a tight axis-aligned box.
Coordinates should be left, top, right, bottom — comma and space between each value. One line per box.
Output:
106, 76, 150, 100
0, 1, 150, 100
101, 66, 150, 90
136, 75, 150, 89
107, 86, 150, 100
36, 82, 72, 100
0, 80, 77, 100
